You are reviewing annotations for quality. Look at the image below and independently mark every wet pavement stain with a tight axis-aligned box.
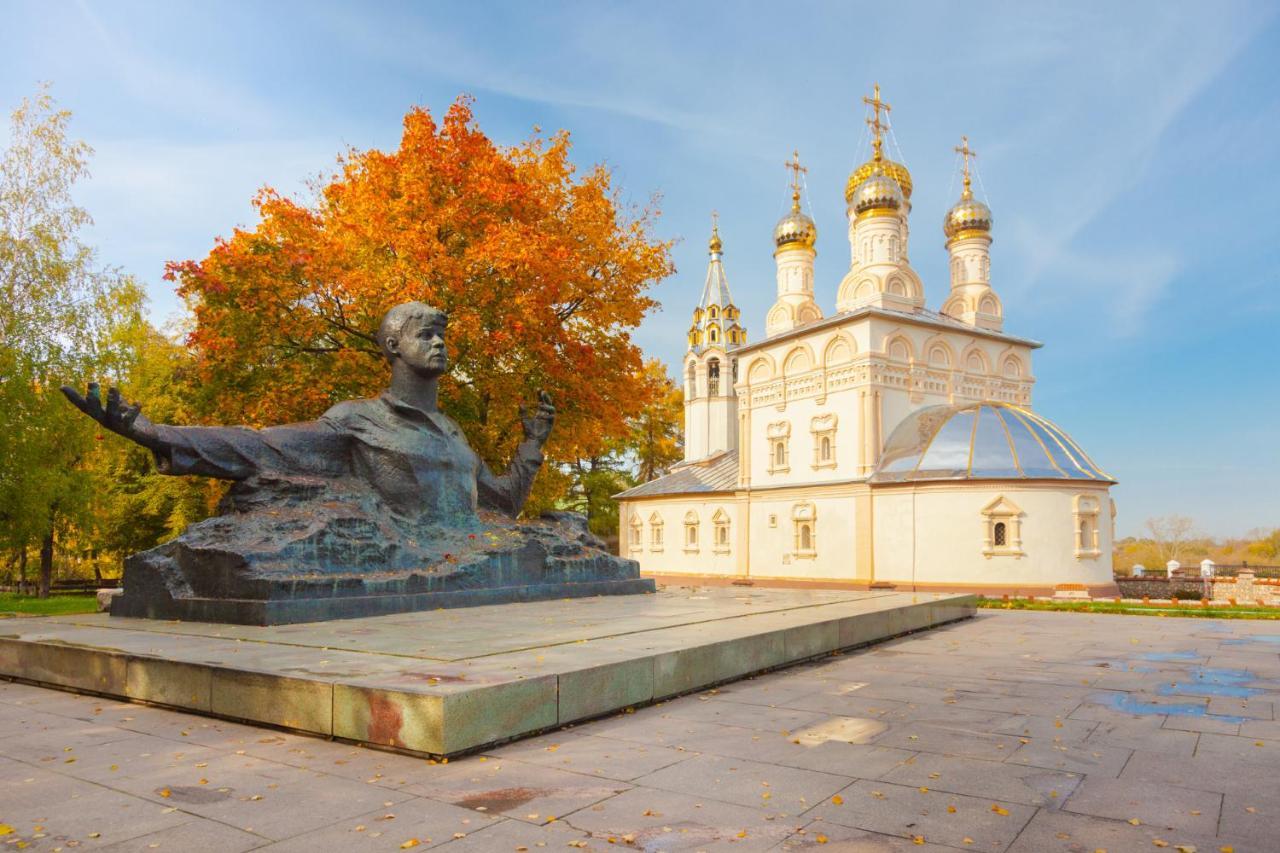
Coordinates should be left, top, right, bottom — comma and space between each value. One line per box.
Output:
157, 785, 233, 804
1156, 666, 1265, 699
454, 786, 548, 812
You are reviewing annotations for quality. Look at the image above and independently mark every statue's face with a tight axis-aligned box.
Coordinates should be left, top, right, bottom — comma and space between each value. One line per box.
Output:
391, 313, 448, 377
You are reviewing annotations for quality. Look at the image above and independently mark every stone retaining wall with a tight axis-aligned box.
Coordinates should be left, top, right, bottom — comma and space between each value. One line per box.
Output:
1114, 572, 1279, 605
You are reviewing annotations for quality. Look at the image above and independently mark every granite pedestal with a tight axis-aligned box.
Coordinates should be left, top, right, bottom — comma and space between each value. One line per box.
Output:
0, 587, 975, 757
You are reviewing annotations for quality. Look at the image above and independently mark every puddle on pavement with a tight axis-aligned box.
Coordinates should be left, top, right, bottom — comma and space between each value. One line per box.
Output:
1157, 666, 1264, 699
1225, 634, 1280, 645
1091, 692, 1246, 723
791, 716, 886, 745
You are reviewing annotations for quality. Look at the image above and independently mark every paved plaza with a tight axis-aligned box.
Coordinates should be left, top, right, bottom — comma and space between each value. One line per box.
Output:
2, 609, 1277, 851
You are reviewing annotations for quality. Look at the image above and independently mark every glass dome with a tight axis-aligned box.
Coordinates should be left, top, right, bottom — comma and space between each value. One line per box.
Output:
872, 402, 1113, 483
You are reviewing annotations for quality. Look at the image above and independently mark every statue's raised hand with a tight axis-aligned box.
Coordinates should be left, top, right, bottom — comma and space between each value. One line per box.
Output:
520, 390, 555, 446
61, 382, 158, 449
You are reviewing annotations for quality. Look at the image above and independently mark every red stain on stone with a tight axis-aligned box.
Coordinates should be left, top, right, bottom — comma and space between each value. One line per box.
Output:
366, 691, 404, 747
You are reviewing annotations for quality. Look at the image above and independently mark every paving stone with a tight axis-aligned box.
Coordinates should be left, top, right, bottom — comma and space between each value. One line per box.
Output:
1062, 775, 1222, 833
424, 815, 598, 850
1085, 716, 1200, 756
96, 818, 267, 852
490, 732, 691, 781
1005, 735, 1132, 777
633, 752, 850, 815
561, 786, 795, 852
1218, 790, 1280, 846
880, 752, 1082, 807
1193, 731, 1280, 767
403, 755, 629, 823
777, 819, 956, 850
991, 713, 1097, 741
252, 795, 503, 851
1005, 807, 1244, 853
868, 722, 1024, 760
804, 779, 1036, 851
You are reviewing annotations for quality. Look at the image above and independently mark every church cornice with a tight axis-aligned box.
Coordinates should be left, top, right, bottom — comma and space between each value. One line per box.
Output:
731, 304, 1042, 357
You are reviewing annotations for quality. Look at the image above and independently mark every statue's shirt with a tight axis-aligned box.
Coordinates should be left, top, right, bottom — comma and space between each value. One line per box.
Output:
151, 393, 540, 521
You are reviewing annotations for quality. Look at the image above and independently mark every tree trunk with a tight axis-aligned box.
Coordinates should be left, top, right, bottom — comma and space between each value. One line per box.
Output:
38, 530, 54, 599
17, 549, 28, 595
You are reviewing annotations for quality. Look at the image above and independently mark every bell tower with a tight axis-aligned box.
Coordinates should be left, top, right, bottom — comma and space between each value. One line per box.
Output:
684, 215, 745, 461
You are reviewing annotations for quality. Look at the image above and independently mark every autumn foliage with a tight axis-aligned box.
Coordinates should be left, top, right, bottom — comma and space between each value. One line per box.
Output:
167, 98, 673, 510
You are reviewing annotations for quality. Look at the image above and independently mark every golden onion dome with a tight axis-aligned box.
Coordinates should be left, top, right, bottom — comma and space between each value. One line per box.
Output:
774, 209, 817, 249
708, 228, 723, 254
845, 156, 913, 204
943, 193, 993, 241
850, 173, 904, 216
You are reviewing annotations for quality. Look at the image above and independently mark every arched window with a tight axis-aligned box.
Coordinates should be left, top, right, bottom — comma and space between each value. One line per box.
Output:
709, 306, 718, 319
712, 509, 731, 553
792, 502, 816, 557
1073, 495, 1102, 559
708, 358, 720, 396
683, 510, 699, 552
767, 421, 791, 474
709, 327, 718, 343
649, 513, 664, 551
810, 414, 837, 470
982, 496, 1024, 558
629, 514, 643, 552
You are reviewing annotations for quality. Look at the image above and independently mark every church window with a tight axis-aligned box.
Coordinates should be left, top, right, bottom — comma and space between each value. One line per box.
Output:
1001, 355, 1023, 379
1073, 495, 1102, 559
709, 327, 718, 344
686, 361, 697, 398
683, 510, 699, 552
629, 514, 643, 552
981, 496, 1024, 558
649, 512, 664, 551
731, 358, 738, 383
708, 358, 720, 396
792, 502, 816, 558
709, 306, 718, 319
712, 509, 731, 553
810, 413, 838, 470
767, 421, 791, 474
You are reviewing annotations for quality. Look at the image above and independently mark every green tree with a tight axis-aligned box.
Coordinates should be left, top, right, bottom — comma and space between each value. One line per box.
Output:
0, 87, 147, 596
629, 360, 684, 483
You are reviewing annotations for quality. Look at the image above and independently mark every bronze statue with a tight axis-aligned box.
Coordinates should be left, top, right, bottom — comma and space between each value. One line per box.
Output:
63, 302, 650, 624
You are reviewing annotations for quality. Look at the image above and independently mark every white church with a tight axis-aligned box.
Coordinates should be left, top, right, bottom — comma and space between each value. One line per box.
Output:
616, 87, 1117, 595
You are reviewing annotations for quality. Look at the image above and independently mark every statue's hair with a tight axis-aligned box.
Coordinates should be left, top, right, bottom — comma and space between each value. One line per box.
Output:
377, 302, 447, 362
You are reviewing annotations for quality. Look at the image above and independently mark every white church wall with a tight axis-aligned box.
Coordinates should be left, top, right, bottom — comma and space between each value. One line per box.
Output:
871, 483, 1114, 589
619, 497, 745, 576
745, 492, 859, 580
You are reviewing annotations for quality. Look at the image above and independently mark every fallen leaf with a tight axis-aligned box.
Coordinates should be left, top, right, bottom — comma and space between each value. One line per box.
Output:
913, 836, 925, 845
947, 805, 957, 813
158, 789, 171, 798
0, 825, 12, 836
1153, 842, 1168, 849
816, 835, 828, 844
1128, 818, 1142, 826
831, 795, 844, 805
991, 805, 1009, 816
399, 841, 420, 850
918, 786, 929, 793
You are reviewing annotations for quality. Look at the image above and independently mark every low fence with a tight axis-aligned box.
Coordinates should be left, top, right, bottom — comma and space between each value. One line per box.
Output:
1115, 572, 1280, 605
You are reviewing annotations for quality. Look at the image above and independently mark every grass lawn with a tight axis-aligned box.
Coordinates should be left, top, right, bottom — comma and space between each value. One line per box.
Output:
0, 592, 99, 616
978, 597, 1280, 619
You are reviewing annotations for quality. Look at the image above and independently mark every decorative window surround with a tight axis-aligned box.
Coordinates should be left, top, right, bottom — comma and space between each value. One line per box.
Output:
767, 420, 791, 474
981, 495, 1024, 558
1074, 495, 1102, 559
649, 512, 664, 552
712, 509, 731, 554
792, 502, 817, 559
683, 510, 700, 553
629, 515, 643, 553
810, 413, 838, 470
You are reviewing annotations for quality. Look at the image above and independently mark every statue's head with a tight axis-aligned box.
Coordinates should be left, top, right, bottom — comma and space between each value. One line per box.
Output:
377, 302, 448, 377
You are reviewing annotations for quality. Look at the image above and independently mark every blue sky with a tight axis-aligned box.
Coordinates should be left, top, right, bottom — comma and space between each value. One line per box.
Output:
3, 1, 1278, 538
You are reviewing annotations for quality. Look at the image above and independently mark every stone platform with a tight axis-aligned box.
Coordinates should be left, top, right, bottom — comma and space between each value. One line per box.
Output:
0, 588, 974, 757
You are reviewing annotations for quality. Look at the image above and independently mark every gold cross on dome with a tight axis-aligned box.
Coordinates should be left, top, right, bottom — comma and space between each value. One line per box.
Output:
785, 150, 807, 210
862, 83, 891, 157
954, 135, 976, 196
711, 209, 719, 233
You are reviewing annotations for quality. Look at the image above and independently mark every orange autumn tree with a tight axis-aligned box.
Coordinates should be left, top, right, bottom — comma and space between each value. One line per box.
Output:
167, 97, 673, 512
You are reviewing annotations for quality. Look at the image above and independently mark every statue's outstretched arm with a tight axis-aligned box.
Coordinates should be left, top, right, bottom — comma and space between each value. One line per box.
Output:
476, 392, 554, 516
62, 383, 346, 481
